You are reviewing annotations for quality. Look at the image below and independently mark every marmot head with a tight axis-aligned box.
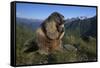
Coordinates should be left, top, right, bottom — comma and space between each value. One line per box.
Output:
48, 12, 65, 25
41, 12, 65, 40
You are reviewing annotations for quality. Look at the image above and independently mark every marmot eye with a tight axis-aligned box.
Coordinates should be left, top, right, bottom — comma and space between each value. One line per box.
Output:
59, 23, 62, 25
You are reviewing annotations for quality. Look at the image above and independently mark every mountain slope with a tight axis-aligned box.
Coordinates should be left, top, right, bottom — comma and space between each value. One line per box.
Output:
64, 16, 97, 38
16, 17, 43, 31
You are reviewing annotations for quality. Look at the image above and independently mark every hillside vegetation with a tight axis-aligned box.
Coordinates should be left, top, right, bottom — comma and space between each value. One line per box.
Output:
16, 16, 97, 65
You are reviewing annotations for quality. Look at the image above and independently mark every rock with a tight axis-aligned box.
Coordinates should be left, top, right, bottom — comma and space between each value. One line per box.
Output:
63, 44, 77, 52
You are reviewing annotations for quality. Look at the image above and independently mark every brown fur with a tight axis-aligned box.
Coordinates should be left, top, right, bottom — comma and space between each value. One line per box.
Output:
36, 12, 65, 54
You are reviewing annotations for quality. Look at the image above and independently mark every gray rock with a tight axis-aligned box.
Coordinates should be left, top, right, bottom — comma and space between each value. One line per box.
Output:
63, 44, 77, 52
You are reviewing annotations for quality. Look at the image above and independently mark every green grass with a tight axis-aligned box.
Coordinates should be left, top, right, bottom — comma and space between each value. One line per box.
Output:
62, 31, 97, 61
16, 24, 36, 65
16, 24, 97, 65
